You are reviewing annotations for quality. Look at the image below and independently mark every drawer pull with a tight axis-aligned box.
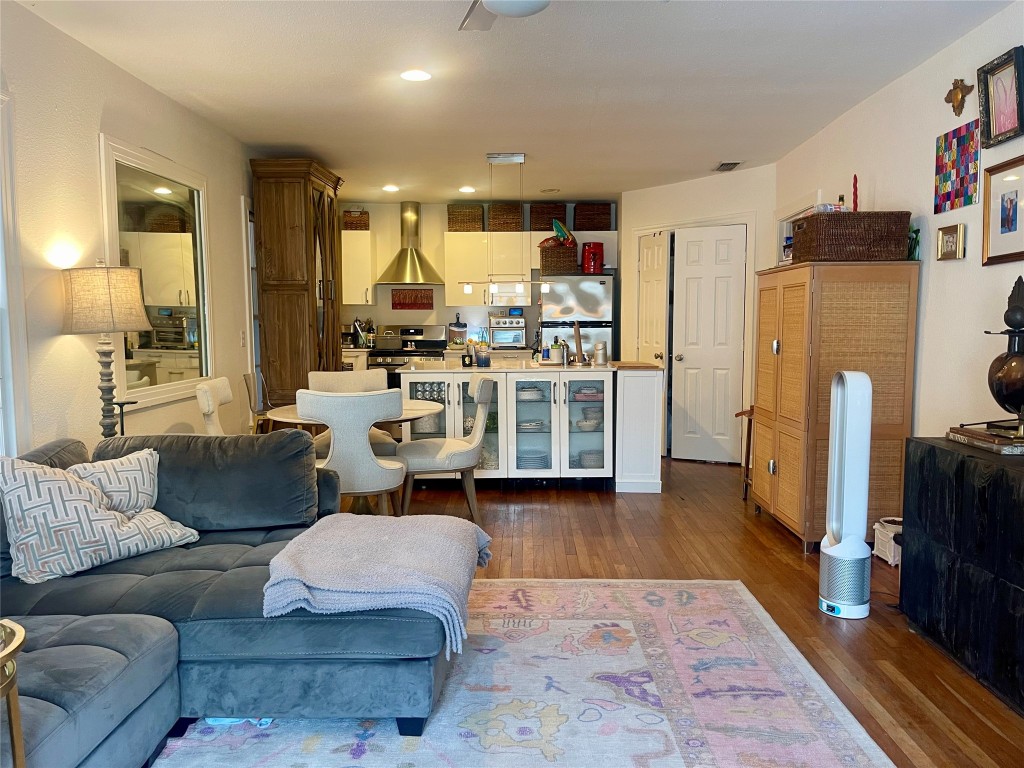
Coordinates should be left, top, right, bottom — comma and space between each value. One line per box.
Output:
768, 458, 777, 476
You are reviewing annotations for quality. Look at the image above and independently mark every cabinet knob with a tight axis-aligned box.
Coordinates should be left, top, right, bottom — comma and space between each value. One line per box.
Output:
768, 458, 777, 476
771, 339, 781, 355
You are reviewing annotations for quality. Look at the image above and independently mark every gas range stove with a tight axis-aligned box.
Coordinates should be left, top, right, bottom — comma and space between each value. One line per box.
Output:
367, 325, 446, 375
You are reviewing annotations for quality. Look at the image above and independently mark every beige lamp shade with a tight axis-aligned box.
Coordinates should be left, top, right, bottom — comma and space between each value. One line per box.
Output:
62, 266, 152, 334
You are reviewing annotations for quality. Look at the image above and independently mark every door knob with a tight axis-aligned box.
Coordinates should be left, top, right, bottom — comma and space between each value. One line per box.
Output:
653, 353, 664, 360
675, 354, 684, 362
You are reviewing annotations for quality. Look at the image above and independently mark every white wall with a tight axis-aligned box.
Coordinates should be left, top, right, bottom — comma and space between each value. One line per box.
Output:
619, 164, 778, 411
776, 1, 1024, 436
1, 3, 252, 450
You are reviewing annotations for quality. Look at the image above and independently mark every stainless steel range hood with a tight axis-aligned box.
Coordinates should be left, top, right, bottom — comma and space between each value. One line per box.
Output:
377, 201, 444, 284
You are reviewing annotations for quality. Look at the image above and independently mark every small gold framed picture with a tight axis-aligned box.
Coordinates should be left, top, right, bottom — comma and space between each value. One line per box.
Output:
937, 223, 965, 261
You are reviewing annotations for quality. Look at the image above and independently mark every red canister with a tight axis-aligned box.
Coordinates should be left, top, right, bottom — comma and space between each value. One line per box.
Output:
581, 242, 604, 274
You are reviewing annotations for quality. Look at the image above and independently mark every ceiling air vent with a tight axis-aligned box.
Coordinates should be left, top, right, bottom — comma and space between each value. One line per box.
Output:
714, 162, 742, 172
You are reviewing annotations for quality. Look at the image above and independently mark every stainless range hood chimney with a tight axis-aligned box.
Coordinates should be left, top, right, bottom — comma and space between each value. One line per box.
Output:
377, 201, 444, 284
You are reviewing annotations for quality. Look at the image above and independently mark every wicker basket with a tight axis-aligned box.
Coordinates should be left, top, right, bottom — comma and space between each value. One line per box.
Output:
531, 202, 567, 231
488, 202, 523, 231
342, 210, 369, 230
448, 204, 484, 232
573, 203, 613, 231
539, 244, 579, 276
145, 205, 192, 233
792, 211, 910, 263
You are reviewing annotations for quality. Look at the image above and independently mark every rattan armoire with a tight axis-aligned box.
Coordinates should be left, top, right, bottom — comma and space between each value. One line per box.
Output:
749, 261, 920, 551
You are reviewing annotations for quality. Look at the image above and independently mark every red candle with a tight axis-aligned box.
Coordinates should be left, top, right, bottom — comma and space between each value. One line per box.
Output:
853, 174, 859, 212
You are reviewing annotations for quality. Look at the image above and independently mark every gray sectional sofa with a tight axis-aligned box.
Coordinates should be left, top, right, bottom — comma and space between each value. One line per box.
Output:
1, 432, 451, 768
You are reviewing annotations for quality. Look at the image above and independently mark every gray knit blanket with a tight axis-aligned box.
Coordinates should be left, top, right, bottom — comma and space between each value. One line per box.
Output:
263, 513, 492, 659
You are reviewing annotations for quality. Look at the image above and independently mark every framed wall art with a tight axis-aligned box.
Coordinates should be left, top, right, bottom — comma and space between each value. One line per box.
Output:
936, 224, 965, 261
934, 120, 979, 213
977, 45, 1024, 149
982, 154, 1024, 266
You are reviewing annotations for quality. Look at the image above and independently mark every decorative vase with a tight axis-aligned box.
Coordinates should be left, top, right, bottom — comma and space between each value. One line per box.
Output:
987, 276, 1024, 438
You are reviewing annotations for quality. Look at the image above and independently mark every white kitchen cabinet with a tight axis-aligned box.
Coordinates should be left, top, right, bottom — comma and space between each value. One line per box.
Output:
507, 373, 561, 478
341, 230, 376, 306
444, 232, 490, 307
444, 232, 531, 307
529, 230, 619, 271
131, 349, 200, 386
490, 349, 535, 363
400, 374, 454, 444
340, 350, 368, 371
454, 372, 507, 478
122, 232, 196, 306
557, 371, 613, 477
614, 368, 664, 492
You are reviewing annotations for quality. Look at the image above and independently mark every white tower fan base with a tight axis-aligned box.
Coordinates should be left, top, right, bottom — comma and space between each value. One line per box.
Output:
818, 371, 873, 620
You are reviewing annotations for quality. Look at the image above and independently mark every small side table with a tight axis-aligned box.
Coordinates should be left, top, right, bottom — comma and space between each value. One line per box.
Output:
1, 618, 26, 768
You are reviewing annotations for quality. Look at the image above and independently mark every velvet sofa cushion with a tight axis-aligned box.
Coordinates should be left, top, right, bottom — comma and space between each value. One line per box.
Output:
0, 439, 89, 578
0, 614, 178, 768
93, 431, 319, 530
1, 529, 446, 662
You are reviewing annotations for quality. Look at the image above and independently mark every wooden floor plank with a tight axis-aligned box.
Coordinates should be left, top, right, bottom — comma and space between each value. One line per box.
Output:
404, 459, 1024, 767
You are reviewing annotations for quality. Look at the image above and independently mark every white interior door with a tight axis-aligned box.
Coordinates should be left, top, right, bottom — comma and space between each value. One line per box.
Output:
637, 232, 668, 364
670, 225, 746, 462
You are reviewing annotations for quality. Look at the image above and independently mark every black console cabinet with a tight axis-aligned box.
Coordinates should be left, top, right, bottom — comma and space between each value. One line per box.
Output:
900, 438, 1024, 712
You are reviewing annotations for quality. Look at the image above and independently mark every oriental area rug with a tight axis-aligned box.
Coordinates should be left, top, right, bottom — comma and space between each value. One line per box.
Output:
154, 579, 893, 767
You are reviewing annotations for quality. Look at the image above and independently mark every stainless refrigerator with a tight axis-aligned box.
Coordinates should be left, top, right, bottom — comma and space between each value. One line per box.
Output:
540, 275, 616, 358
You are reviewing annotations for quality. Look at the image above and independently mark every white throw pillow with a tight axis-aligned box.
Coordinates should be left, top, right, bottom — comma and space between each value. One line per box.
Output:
66, 449, 159, 518
0, 457, 198, 584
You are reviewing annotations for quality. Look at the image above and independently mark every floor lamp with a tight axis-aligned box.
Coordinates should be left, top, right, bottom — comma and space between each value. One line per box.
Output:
62, 265, 151, 439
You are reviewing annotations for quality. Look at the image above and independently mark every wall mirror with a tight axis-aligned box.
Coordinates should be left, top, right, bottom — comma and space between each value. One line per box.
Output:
99, 134, 211, 407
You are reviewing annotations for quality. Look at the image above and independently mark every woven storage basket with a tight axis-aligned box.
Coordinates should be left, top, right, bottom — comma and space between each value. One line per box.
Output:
531, 202, 567, 231
448, 204, 484, 232
145, 205, 192, 233
488, 202, 523, 231
792, 211, 910, 263
573, 203, 613, 231
540, 244, 579, 276
342, 211, 370, 230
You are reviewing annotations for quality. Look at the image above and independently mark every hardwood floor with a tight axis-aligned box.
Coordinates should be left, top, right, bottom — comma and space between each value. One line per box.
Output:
397, 459, 1024, 768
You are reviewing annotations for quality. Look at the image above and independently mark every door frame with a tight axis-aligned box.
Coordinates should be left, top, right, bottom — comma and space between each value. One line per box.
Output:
631, 210, 758, 461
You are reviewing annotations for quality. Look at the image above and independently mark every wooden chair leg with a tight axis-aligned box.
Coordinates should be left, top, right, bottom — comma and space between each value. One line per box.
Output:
377, 492, 389, 516
742, 416, 753, 501
6, 683, 25, 768
401, 474, 415, 517
389, 490, 402, 518
461, 469, 479, 523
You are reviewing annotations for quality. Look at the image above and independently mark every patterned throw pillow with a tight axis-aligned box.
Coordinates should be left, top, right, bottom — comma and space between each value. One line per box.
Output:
0, 457, 199, 584
66, 449, 159, 517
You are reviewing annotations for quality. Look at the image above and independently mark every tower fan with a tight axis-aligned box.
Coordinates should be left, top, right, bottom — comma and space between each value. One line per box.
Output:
818, 371, 873, 620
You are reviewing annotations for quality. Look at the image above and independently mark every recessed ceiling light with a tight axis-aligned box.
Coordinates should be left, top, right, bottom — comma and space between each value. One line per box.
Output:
382, 184, 400, 193
154, 187, 172, 195
459, 186, 476, 193
540, 188, 560, 194
400, 70, 431, 82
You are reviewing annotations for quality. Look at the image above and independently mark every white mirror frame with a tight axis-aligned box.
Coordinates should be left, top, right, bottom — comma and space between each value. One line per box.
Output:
99, 134, 214, 408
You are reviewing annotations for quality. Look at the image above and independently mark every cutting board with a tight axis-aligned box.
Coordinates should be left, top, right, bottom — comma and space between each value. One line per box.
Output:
609, 360, 662, 370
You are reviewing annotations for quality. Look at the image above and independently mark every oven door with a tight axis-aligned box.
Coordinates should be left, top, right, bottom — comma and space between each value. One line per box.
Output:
489, 328, 525, 348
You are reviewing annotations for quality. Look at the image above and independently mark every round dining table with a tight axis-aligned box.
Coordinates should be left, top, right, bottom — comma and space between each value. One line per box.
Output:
266, 399, 443, 429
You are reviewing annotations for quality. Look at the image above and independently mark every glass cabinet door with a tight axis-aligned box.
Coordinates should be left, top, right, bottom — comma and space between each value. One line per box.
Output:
402, 374, 451, 441
560, 372, 614, 477
456, 374, 505, 478
507, 374, 559, 478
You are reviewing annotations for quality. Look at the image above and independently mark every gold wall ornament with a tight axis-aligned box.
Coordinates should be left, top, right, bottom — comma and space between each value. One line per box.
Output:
944, 79, 975, 117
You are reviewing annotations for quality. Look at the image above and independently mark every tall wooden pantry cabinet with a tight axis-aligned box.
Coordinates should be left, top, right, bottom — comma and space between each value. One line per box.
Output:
251, 159, 343, 404
750, 261, 919, 551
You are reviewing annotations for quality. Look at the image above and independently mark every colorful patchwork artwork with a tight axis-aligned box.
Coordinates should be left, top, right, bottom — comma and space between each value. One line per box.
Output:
934, 119, 979, 213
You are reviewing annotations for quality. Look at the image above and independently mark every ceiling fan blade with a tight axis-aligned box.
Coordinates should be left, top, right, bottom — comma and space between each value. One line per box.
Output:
459, 0, 497, 31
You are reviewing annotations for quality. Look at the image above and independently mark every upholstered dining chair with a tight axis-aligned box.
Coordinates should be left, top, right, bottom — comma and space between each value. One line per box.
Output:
307, 370, 399, 457
395, 373, 495, 522
195, 377, 233, 435
296, 388, 407, 515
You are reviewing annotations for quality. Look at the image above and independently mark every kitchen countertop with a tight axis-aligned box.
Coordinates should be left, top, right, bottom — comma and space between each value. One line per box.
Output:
397, 359, 618, 373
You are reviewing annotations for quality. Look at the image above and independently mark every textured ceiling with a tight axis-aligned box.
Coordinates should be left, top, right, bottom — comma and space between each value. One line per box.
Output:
23, 0, 1011, 202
